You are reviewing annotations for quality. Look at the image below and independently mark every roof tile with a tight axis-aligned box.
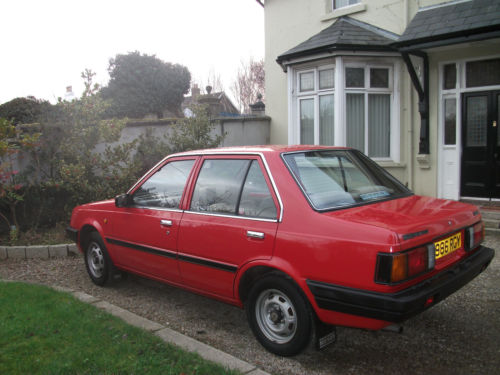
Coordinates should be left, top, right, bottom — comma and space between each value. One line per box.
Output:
398, 0, 500, 44
277, 17, 398, 62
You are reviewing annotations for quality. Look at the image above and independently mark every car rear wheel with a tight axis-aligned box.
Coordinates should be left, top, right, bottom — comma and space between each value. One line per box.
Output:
84, 232, 113, 286
245, 274, 312, 356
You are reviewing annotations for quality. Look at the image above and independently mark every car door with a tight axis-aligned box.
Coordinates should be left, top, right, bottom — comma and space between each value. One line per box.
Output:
106, 157, 197, 282
177, 155, 280, 299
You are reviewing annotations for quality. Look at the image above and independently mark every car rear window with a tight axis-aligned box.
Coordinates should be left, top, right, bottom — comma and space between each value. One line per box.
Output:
283, 150, 411, 210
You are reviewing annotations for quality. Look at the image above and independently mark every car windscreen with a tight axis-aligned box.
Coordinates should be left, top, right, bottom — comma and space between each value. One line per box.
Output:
282, 150, 411, 211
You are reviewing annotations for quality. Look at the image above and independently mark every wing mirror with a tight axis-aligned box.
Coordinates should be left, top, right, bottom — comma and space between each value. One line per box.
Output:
115, 193, 132, 208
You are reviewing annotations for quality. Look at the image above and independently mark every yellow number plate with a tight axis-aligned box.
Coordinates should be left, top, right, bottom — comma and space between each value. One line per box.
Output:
434, 232, 462, 260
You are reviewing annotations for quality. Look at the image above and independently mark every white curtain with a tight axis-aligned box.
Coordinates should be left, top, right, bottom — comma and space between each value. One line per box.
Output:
320, 95, 334, 145
368, 94, 390, 157
346, 93, 364, 152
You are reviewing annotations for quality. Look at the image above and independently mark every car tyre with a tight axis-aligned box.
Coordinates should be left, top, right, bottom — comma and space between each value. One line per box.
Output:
246, 274, 312, 356
84, 232, 114, 286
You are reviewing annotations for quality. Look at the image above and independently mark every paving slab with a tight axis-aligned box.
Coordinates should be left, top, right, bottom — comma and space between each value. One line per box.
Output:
72, 291, 100, 304
52, 285, 75, 293
94, 300, 164, 331
155, 327, 257, 374
26, 245, 49, 259
247, 369, 273, 375
7, 246, 25, 259
49, 244, 68, 258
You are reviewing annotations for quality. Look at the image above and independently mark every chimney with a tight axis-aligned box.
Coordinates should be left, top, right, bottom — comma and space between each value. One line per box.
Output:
191, 84, 201, 98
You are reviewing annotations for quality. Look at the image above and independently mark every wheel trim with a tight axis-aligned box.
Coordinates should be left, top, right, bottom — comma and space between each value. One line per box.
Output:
255, 288, 297, 344
87, 242, 105, 278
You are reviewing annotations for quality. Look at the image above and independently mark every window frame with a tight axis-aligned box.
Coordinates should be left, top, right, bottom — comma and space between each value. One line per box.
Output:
128, 157, 198, 212
185, 155, 281, 222
344, 63, 394, 159
332, 0, 360, 10
295, 64, 336, 145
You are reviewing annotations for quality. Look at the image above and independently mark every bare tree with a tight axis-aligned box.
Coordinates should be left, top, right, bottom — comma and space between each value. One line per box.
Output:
231, 57, 265, 114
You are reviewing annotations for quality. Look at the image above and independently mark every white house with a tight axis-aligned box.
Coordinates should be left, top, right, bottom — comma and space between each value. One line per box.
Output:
263, 0, 500, 201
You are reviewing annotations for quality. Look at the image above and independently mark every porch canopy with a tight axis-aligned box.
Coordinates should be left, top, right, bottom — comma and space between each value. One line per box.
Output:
395, 0, 500, 154
396, 0, 500, 52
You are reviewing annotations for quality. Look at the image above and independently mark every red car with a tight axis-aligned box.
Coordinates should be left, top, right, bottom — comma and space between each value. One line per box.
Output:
67, 146, 494, 356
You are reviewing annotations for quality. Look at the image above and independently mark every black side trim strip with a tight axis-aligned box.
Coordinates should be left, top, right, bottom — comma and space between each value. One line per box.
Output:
106, 237, 237, 273
178, 254, 238, 273
106, 238, 176, 259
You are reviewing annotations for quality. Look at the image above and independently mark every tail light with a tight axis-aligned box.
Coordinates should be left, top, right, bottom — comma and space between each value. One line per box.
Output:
376, 245, 435, 284
465, 221, 484, 251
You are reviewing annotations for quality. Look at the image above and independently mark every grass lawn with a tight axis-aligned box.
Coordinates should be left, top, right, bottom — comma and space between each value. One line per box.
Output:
0, 282, 240, 375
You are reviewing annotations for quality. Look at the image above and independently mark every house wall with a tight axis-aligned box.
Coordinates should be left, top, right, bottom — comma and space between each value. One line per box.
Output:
265, 0, 455, 147
264, 0, 473, 197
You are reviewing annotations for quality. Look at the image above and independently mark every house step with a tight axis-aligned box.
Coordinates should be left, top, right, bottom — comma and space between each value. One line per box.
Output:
479, 208, 500, 235
483, 218, 500, 229
480, 209, 500, 221
485, 227, 500, 235
459, 200, 500, 235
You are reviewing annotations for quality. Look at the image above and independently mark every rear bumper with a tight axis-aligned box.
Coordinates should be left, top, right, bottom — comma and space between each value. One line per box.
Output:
307, 246, 495, 323
66, 226, 78, 243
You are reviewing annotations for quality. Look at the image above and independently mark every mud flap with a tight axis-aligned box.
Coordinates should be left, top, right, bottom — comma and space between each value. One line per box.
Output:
314, 319, 336, 351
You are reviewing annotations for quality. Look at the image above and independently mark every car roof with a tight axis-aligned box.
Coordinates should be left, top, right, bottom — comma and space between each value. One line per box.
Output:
171, 145, 351, 157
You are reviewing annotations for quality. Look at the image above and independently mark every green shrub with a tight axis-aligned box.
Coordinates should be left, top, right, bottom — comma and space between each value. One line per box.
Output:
0, 72, 224, 243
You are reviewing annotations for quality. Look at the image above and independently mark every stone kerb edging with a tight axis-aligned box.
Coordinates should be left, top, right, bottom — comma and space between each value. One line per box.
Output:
0, 243, 79, 260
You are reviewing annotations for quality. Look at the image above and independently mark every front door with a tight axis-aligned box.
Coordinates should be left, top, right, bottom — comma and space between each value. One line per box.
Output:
461, 91, 500, 198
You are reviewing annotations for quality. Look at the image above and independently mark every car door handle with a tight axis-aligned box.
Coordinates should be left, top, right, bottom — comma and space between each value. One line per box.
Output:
160, 219, 173, 227
247, 231, 265, 240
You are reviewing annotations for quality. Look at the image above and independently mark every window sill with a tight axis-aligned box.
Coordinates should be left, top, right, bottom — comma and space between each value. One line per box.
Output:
321, 3, 366, 22
375, 160, 406, 168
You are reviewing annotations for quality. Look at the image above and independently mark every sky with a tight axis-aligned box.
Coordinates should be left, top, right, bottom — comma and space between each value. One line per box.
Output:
0, 0, 264, 105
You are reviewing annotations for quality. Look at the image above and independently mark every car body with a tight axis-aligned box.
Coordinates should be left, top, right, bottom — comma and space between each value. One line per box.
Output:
67, 145, 494, 356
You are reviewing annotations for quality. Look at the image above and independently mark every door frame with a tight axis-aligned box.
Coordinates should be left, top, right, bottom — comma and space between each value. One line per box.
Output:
437, 55, 500, 201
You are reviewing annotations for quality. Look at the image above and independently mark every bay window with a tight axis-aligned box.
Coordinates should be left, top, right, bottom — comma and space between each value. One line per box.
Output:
292, 57, 399, 162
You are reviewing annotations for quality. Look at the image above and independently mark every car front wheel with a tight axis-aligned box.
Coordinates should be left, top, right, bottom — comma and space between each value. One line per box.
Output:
84, 232, 113, 286
246, 274, 312, 356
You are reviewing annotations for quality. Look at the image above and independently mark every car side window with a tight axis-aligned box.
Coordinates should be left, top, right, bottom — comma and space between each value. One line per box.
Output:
190, 159, 277, 220
190, 159, 250, 214
238, 160, 277, 220
132, 159, 195, 208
